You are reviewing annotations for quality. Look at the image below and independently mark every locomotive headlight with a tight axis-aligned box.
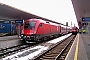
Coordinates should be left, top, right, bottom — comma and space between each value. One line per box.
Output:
24, 36, 26, 38
21, 35, 23, 37
34, 30, 36, 34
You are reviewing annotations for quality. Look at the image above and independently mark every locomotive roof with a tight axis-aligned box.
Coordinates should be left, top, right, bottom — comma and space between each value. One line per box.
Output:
26, 19, 72, 27
26, 19, 60, 25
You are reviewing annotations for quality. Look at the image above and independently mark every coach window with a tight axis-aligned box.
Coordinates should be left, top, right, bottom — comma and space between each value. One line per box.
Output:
39, 23, 42, 28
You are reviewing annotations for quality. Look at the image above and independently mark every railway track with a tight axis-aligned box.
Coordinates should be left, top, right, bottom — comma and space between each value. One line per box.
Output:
0, 44, 31, 58
33, 35, 76, 60
0, 33, 74, 60
0, 36, 60, 59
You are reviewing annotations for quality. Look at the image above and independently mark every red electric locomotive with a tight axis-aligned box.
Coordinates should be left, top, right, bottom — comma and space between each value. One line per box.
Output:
21, 19, 60, 43
72, 26, 78, 34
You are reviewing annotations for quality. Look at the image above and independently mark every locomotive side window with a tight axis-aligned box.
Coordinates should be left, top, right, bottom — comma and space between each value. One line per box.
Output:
24, 21, 36, 29
38, 23, 42, 28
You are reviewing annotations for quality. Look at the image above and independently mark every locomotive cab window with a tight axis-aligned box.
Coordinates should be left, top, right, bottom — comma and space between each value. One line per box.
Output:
24, 21, 36, 29
38, 23, 42, 28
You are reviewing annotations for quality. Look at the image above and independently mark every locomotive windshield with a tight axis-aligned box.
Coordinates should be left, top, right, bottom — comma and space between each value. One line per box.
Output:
72, 27, 77, 30
24, 21, 36, 29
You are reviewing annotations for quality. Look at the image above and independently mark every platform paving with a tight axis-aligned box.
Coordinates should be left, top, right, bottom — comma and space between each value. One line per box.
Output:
0, 35, 24, 49
78, 34, 88, 60
65, 33, 90, 60
0, 35, 19, 41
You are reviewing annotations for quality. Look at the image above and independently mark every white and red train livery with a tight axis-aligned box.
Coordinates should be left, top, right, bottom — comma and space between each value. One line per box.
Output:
21, 19, 71, 43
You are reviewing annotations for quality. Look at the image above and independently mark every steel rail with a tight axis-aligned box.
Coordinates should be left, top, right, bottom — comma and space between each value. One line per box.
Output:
55, 35, 76, 60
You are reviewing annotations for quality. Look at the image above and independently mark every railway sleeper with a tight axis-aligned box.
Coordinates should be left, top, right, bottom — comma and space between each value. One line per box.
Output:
44, 54, 58, 57
41, 56, 56, 59
40, 58, 54, 60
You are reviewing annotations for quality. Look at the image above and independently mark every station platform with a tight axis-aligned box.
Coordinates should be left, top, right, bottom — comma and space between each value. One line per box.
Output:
65, 33, 90, 60
0, 35, 19, 41
0, 35, 24, 49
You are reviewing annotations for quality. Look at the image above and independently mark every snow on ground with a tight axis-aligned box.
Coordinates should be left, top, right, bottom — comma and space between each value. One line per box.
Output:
48, 33, 72, 43
2, 33, 72, 60
3, 46, 48, 60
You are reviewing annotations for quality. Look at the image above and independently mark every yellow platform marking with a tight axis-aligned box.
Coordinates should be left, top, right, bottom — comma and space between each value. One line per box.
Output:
74, 34, 79, 60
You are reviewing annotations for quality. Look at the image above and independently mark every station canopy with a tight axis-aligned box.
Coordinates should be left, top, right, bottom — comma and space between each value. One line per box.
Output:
71, 0, 90, 26
0, 3, 61, 24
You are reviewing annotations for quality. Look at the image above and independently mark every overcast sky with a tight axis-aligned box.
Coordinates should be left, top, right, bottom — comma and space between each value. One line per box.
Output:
0, 0, 78, 27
